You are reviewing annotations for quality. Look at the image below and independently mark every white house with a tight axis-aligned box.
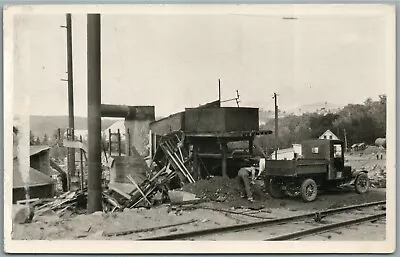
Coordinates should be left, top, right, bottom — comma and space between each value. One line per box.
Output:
319, 129, 339, 140
270, 144, 302, 160
103, 120, 126, 139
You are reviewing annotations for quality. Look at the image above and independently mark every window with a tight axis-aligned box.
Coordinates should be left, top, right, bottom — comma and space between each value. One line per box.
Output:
329, 135, 332, 139
334, 144, 342, 158
324, 135, 327, 139
312, 147, 319, 154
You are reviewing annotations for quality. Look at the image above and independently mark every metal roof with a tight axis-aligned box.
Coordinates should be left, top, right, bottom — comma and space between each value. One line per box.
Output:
29, 145, 51, 156
13, 145, 51, 160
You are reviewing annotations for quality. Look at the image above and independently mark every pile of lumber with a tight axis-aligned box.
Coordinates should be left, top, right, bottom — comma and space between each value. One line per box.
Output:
34, 190, 88, 216
104, 131, 197, 211
158, 132, 195, 183
30, 131, 198, 214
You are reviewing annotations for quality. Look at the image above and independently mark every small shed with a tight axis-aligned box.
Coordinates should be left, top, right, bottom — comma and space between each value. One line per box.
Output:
30, 145, 51, 176
319, 129, 339, 140
13, 159, 55, 203
13, 127, 54, 202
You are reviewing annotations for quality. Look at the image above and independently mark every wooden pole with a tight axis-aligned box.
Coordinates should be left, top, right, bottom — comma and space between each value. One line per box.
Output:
218, 79, 221, 104
274, 93, 278, 160
108, 129, 112, 156
193, 145, 199, 180
221, 142, 228, 177
128, 129, 131, 156
117, 129, 121, 156
79, 135, 84, 190
249, 136, 254, 155
66, 13, 76, 177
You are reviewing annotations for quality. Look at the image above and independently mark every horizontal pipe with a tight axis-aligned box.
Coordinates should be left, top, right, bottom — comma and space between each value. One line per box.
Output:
101, 104, 155, 120
101, 104, 130, 118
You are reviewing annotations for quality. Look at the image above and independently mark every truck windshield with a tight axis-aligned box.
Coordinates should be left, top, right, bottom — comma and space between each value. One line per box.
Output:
334, 144, 342, 158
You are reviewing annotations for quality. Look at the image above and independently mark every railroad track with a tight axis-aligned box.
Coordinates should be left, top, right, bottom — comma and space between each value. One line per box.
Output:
140, 200, 386, 241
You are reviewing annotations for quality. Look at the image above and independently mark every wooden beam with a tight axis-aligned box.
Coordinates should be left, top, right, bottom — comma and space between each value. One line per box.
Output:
221, 142, 228, 177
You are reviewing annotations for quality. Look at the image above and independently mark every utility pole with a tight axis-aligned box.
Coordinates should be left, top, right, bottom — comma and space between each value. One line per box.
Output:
218, 79, 221, 105
79, 135, 84, 191
87, 13, 102, 213
343, 128, 348, 152
66, 13, 76, 178
274, 93, 278, 160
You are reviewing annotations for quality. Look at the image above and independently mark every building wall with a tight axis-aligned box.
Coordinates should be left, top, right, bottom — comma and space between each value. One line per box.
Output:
184, 107, 259, 133
13, 184, 55, 203
30, 152, 50, 176
271, 150, 296, 160
150, 112, 184, 136
110, 154, 149, 185
125, 119, 152, 157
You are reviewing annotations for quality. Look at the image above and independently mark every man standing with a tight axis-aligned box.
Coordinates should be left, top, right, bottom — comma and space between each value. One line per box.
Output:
237, 163, 261, 202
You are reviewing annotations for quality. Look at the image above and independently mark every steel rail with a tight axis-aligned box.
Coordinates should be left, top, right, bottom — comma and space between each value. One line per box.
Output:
265, 212, 386, 241
198, 206, 276, 220
140, 200, 385, 240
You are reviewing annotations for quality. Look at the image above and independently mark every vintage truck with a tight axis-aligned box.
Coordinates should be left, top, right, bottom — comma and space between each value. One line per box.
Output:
263, 139, 370, 202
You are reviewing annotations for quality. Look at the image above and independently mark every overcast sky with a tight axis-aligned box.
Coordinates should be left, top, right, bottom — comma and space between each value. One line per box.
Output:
12, 5, 392, 118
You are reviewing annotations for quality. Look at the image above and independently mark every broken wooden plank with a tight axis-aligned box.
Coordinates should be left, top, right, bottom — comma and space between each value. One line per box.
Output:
103, 193, 122, 209
163, 147, 194, 183
126, 175, 152, 206
170, 198, 208, 206
16, 198, 40, 205
103, 219, 197, 237
108, 184, 132, 200
56, 203, 74, 215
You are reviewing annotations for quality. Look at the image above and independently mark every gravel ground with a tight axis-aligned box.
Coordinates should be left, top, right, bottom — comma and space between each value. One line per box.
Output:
11, 188, 385, 240
11, 153, 387, 241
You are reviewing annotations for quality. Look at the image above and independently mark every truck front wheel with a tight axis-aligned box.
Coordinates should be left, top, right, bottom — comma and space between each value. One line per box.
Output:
354, 172, 369, 194
300, 178, 318, 202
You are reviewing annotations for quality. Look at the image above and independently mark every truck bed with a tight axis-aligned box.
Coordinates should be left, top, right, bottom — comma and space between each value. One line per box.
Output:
264, 159, 329, 177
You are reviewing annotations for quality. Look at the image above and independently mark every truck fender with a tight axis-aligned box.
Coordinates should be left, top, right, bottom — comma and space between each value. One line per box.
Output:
349, 170, 368, 185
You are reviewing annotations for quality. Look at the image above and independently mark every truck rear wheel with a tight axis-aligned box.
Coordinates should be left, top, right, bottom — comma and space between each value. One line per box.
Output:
266, 178, 284, 199
355, 172, 369, 194
300, 178, 318, 202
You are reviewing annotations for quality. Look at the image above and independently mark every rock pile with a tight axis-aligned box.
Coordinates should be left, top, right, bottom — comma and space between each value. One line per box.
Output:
368, 166, 386, 188
182, 176, 244, 202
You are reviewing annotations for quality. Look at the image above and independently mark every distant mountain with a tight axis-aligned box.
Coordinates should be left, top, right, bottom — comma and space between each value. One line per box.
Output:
30, 115, 116, 139
258, 102, 344, 125
286, 102, 343, 115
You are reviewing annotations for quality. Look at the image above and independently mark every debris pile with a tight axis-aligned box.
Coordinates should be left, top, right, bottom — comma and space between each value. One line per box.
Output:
368, 166, 386, 188
34, 190, 88, 217
352, 163, 386, 189
103, 131, 196, 211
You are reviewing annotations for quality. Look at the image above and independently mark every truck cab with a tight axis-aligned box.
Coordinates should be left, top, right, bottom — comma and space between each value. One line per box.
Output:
264, 139, 369, 202
300, 139, 352, 181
